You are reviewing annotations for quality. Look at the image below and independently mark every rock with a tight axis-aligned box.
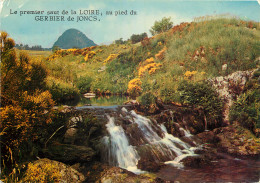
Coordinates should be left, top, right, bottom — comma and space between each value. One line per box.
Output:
213, 125, 260, 157
64, 128, 78, 144
181, 156, 209, 168
22, 158, 85, 182
208, 70, 254, 122
196, 131, 217, 144
98, 167, 161, 183
45, 144, 96, 163
124, 100, 139, 105
83, 93, 96, 98
222, 64, 227, 71
137, 157, 161, 172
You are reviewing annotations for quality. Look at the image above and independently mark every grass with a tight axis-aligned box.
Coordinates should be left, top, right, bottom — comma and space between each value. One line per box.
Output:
42, 17, 259, 104
15, 48, 52, 59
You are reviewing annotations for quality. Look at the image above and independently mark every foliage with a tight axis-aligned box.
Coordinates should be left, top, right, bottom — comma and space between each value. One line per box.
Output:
52, 45, 60, 52
130, 32, 148, 44
229, 75, 260, 132
138, 57, 162, 77
166, 18, 259, 77
150, 17, 173, 36
115, 38, 128, 44
46, 77, 79, 102
177, 81, 223, 129
104, 53, 118, 63
127, 78, 142, 97
0, 32, 55, 181
139, 92, 156, 106
76, 76, 92, 93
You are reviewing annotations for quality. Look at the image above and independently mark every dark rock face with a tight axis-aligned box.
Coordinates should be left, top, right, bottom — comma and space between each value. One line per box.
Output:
44, 144, 96, 164
137, 157, 162, 172
53, 28, 96, 49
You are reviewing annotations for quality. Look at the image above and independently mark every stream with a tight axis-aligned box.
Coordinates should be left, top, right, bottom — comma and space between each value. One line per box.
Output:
68, 96, 260, 182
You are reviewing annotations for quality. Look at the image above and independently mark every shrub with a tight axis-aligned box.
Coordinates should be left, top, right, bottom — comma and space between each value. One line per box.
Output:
46, 77, 79, 102
130, 32, 148, 44
177, 81, 223, 129
1, 33, 55, 179
150, 17, 173, 36
127, 78, 142, 97
229, 79, 260, 132
139, 92, 156, 106
76, 76, 92, 93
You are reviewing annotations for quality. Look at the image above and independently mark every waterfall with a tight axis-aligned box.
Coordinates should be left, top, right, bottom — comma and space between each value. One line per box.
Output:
104, 115, 143, 173
103, 107, 198, 173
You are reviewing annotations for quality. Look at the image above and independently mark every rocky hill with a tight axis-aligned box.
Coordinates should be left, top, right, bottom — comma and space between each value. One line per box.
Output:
53, 28, 96, 49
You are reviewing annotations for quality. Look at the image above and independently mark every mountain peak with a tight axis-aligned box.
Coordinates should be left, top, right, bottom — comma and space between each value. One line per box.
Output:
53, 29, 96, 49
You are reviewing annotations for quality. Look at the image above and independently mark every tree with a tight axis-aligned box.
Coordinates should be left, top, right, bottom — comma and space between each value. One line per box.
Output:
150, 17, 173, 36
115, 38, 124, 44
130, 32, 148, 44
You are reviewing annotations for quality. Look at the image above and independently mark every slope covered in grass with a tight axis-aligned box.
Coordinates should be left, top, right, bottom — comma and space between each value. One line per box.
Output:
44, 18, 260, 103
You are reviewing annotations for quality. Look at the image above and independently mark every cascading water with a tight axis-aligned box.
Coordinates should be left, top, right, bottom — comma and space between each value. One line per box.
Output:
103, 115, 143, 173
102, 107, 198, 173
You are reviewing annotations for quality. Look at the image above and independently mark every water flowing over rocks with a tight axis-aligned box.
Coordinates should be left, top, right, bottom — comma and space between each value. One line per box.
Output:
101, 107, 198, 173
46, 102, 259, 182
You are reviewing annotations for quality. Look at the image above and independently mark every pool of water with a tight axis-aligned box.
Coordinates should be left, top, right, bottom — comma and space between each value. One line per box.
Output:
157, 156, 260, 182
74, 95, 130, 107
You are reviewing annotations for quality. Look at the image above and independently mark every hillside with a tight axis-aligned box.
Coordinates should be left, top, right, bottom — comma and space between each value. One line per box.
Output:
53, 28, 96, 49
46, 18, 259, 98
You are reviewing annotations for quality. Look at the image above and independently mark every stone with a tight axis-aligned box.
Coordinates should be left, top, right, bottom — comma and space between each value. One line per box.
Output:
98, 167, 161, 183
64, 128, 78, 144
45, 144, 96, 163
22, 158, 85, 182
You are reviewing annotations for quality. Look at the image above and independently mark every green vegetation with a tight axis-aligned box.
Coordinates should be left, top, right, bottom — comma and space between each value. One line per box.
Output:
130, 32, 148, 44
230, 69, 260, 133
0, 32, 55, 181
177, 81, 224, 129
150, 17, 173, 36
37, 17, 259, 107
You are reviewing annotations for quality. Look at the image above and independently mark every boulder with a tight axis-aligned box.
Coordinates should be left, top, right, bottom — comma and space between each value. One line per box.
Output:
64, 128, 78, 144
98, 167, 163, 183
45, 143, 96, 164
137, 157, 162, 172
22, 158, 85, 182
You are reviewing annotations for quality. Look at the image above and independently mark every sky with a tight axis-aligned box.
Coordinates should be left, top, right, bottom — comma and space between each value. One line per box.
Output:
0, 0, 259, 48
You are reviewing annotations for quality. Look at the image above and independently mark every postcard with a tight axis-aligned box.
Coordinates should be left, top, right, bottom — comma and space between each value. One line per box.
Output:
1, 0, 259, 182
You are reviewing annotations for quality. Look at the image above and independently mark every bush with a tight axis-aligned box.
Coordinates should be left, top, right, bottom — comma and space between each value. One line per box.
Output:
229, 79, 260, 132
1, 32, 56, 181
150, 17, 173, 36
127, 78, 142, 97
76, 76, 92, 93
130, 32, 148, 44
46, 77, 79, 102
139, 92, 156, 106
177, 81, 223, 129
